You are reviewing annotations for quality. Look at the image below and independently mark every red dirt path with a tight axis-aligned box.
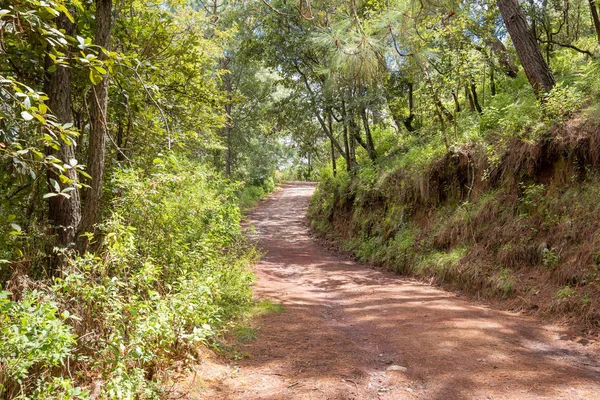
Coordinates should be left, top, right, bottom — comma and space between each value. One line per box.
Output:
186, 183, 600, 399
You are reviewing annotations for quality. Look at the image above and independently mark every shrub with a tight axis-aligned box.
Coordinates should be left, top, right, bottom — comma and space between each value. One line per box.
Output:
542, 83, 584, 122
1, 156, 257, 398
0, 290, 85, 399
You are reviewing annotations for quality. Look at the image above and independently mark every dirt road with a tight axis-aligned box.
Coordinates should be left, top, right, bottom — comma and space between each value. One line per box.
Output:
193, 183, 600, 399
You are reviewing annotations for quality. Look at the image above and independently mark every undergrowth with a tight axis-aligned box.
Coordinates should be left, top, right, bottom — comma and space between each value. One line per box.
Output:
0, 156, 262, 399
309, 105, 600, 330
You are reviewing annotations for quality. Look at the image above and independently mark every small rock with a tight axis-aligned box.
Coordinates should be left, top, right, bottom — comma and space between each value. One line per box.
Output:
386, 365, 407, 372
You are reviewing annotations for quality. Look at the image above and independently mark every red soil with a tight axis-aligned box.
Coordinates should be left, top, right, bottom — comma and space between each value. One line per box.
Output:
182, 183, 600, 399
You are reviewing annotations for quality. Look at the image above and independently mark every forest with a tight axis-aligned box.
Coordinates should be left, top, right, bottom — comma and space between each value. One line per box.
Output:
2, 0, 600, 397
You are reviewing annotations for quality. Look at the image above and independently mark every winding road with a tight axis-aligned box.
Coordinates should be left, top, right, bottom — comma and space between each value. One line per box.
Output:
194, 183, 600, 399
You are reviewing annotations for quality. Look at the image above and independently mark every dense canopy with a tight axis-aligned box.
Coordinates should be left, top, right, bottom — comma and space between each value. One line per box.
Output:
2, 0, 600, 397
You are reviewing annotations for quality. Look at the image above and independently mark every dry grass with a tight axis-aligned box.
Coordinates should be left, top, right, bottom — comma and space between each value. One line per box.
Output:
310, 113, 600, 332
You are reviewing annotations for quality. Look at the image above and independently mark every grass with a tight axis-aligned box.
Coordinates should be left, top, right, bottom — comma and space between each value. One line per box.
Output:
217, 299, 285, 359
308, 118, 600, 328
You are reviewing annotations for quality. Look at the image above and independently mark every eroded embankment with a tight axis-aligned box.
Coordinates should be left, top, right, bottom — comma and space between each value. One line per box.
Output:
309, 117, 600, 331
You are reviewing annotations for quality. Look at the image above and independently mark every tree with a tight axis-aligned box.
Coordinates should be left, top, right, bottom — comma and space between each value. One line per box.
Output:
497, 0, 556, 92
44, 9, 81, 272
78, 0, 113, 248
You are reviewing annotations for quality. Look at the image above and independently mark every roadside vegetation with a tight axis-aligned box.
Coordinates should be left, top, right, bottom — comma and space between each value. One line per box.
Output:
0, 1, 284, 397
3, 0, 600, 397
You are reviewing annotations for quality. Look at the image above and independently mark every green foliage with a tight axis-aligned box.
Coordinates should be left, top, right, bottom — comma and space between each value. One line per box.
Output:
1, 157, 257, 398
238, 178, 276, 209
542, 83, 584, 122
542, 247, 561, 269
555, 286, 577, 299
494, 268, 516, 298
0, 291, 85, 399
519, 183, 547, 216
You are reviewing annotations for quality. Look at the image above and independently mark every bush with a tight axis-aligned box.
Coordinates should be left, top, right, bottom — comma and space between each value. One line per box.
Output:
1, 156, 257, 398
542, 83, 584, 122
0, 291, 85, 399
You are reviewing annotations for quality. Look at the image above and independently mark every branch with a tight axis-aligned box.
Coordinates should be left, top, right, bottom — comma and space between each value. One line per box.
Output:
260, 0, 294, 17
541, 40, 595, 58
293, 62, 348, 159
125, 64, 172, 148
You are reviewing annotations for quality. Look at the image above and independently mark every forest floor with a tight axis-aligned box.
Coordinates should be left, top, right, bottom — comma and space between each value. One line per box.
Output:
179, 183, 600, 399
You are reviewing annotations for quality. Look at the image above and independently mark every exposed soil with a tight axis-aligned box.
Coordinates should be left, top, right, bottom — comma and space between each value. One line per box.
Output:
181, 183, 600, 399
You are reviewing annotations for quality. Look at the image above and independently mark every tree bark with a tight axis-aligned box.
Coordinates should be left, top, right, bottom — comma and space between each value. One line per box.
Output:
589, 0, 600, 42
360, 108, 377, 161
452, 91, 461, 113
341, 99, 356, 171
78, 0, 112, 247
327, 111, 337, 176
497, 0, 556, 92
348, 110, 368, 155
487, 36, 519, 78
404, 82, 416, 131
44, 11, 81, 273
466, 86, 475, 111
470, 82, 483, 114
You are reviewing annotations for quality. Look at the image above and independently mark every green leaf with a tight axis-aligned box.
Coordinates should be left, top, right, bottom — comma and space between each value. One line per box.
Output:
50, 178, 60, 192
43, 193, 58, 199
89, 70, 102, 85
21, 111, 34, 121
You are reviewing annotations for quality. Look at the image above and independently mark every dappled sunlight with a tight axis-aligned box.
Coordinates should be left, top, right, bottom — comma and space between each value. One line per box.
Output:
195, 184, 600, 399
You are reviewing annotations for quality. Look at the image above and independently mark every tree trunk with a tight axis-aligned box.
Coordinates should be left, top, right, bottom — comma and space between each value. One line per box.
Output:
220, 57, 234, 176
78, 0, 112, 247
466, 86, 475, 111
487, 36, 519, 78
589, 0, 600, 42
44, 11, 81, 274
497, 0, 556, 92
452, 91, 461, 113
470, 82, 483, 114
360, 108, 377, 161
339, 104, 353, 171
327, 112, 337, 176
349, 110, 367, 154
341, 99, 356, 170
404, 82, 416, 131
